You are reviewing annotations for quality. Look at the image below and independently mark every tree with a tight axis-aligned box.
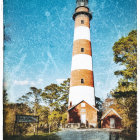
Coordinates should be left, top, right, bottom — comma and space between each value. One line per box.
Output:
113, 30, 137, 84
41, 84, 61, 111
17, 87, 42, 115
3, 90, 9, 105
59, 78, 70, 112
95, 96, 103, 111
111, 30, 137, 132
3, 90, 9, 136
37, 105, 50, 132
48, 111, 61, 132
17, 87, 42, 135
41, 78, 70, 130
4, 103, 31, 136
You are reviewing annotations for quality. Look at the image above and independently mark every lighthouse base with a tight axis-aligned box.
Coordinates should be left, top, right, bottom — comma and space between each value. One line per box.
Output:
67, 123, 97, 129
67, 100, 98, 128
67, 123, 81, 128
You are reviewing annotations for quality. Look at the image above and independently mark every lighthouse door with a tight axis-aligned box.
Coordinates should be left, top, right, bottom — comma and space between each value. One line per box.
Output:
110, 118, 115, 128
81, 114, 86, 124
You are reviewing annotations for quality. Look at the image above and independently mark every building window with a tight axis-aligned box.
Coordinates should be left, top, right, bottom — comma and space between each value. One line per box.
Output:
81, 48, 84, 52
81, 103, 85, 107
81, 20, 84, 24
81, 109, 86, 112
81, 79, 84, 84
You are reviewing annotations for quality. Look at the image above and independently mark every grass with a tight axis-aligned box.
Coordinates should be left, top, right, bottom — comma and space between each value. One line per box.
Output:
3, 132, 61, 140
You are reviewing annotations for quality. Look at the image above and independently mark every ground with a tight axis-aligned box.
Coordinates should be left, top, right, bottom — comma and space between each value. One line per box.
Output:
4, 129, 136, 140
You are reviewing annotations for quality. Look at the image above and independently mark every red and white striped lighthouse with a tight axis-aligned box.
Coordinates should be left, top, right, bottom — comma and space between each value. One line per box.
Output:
68, 0, 98, 127
69, 0, 95, 108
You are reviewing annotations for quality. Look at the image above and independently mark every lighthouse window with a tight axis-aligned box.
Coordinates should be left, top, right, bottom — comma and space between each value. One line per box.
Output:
81, 48, 84, 52
81, 103, 85, 107
81, 20, 84, 24
81, 79, 84, 83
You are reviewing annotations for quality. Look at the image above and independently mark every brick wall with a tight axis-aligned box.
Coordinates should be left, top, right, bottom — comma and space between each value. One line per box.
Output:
68, 101, 97, 127
101, 110, 122, 129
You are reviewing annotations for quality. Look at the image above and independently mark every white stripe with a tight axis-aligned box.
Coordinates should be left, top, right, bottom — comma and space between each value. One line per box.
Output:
69, 86, 95, 106
74, 26, 90, 41
71, 54, 93, 71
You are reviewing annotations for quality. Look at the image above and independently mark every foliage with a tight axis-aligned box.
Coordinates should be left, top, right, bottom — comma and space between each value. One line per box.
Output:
37, 106, 50, 130
17, 87, 42, 115
3, 103, 31, 136
48, 111, 61, 131
59, 78, 70, 112
41, 84, 61, 111
111, 30, 137, 132
4, 77, 70, 136
41, 78, 70, 131
60, 112, 67, 126
3, 90, 9, 105
113, 30, 137, 82
3, 90, 9, 136
95, 96, 103, 111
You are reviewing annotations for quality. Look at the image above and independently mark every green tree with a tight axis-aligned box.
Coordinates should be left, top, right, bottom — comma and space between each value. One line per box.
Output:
59, 78, 70, 112
111, 30, 137, 132
17, 87, 42, 115
113, 30, 137, 83
37, 105, 50, 132
41, 79, 70, 130
95, 96, 103, 110
48, 111, 61, 132
17, 87, 42, 135
41, 84, 61, 111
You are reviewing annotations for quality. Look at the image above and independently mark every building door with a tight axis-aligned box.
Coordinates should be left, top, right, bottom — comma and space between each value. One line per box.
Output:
81, 114, 86, 124
110, 118, 115, 128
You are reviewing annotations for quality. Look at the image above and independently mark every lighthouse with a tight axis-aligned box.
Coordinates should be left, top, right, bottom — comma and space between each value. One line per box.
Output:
68, 0, 98, 128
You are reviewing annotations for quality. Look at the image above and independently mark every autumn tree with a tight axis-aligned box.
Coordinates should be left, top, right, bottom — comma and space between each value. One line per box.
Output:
111, 30, 137, 132
3, 90, 9, 136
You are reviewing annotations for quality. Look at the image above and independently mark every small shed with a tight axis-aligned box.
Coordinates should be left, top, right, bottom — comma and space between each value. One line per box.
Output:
101, 108, 122, 129
68, 100, 98, 128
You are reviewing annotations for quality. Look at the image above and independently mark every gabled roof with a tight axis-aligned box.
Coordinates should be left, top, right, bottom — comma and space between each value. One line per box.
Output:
101, 108, 122, 120
68, 100, 99, 112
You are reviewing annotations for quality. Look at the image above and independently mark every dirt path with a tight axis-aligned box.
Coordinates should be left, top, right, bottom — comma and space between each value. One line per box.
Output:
55, 129, 135, 140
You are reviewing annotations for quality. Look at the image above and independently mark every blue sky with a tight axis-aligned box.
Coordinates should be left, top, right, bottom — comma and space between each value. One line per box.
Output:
3, 0, 137, 102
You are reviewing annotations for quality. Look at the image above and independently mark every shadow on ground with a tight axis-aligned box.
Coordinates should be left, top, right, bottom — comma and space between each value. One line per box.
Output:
3, 129, 136, 140
4, 134, 61, 140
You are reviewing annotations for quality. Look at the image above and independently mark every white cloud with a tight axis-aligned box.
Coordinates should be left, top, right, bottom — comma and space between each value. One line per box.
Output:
30, 81, 36, 86
38, 78, 43, 84
56, 79, 66, 85
13, 78, 44, 86
14, 80, 29, 86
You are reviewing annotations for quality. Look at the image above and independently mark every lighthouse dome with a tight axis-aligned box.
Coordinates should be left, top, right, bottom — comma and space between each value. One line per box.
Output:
76, 0, 88, 8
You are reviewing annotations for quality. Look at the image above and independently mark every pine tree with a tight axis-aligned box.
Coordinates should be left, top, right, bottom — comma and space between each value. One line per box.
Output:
111, 30, 137, 132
